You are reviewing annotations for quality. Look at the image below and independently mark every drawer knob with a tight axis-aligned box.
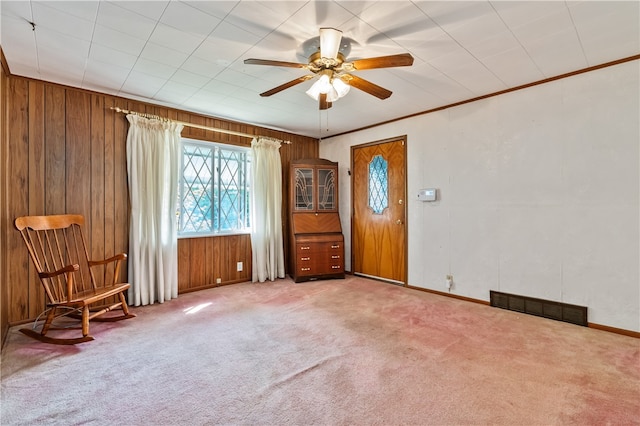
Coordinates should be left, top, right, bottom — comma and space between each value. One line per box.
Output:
331, 245, 340, 249
331, 255, 340, 259
300, 257, 310, 261
331, 265, 341, 269
300, 246, 310, 250
301, 267, 311, 271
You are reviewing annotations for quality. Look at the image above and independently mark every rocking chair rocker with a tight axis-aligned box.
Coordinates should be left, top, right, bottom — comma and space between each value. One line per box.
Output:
15, 214, 135, 344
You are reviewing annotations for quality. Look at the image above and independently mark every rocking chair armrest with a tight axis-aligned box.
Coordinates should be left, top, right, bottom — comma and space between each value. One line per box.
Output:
38, 264, 80, 279
89, 253, 127, 286
39, 264, 79, 302
88, 253, 127, 267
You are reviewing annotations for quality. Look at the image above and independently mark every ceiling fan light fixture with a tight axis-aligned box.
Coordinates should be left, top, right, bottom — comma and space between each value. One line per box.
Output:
319, 27, 342, 60
306, 74, 331, 101
306, 77, 325, 100
306, 73, 346, 103
305, 81, 322, 101
317, 74, 333, 92
325, 85, 340, 103
332, 77, 350, 98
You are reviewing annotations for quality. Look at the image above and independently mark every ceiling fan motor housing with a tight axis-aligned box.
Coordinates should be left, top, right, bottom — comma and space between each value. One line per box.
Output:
308, 51, 345, 73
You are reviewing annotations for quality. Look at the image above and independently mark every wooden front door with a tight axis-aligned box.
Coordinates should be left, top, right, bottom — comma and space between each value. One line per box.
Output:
351, 137, 407, 285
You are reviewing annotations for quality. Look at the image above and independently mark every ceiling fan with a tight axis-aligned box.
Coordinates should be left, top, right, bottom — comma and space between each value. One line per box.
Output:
244, 28, 414, 110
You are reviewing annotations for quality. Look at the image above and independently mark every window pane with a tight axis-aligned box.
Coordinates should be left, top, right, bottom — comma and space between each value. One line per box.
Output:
179, 140, 251, 235
181, 145, 214, 233
218, 149, 247, 231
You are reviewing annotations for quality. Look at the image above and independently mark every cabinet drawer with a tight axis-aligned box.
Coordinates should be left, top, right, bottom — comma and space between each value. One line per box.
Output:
315, 252, 343, 268
297, 265, 315, 276
296, 244, 313, 253
297, 257, 317, 276
298, 262, 343, 276
316, 242, 344, 274
315, 259, 344, 273
315, 242, 342, 254
297, 243, 342, 258
293, 236, 345, 279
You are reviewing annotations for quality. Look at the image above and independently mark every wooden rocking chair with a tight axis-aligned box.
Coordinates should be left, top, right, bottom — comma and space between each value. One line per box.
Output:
15, 214, 135, 344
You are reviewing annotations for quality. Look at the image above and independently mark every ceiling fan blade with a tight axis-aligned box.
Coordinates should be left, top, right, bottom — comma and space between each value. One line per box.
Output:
244, 58, 308, 69
319, 27, 342, 60
343, 53, 414, 71
319, 93, 332, 110
260, 75, 314, 97
340, 74, 392, 100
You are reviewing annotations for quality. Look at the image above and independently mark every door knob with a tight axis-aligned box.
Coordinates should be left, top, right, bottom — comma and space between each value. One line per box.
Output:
396, 219, 403, 225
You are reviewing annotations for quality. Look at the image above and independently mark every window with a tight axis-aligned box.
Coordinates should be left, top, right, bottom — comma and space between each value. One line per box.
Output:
178, 138, 251, 236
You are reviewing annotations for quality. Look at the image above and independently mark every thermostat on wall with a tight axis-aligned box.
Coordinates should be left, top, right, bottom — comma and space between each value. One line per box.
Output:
418, 188, 437, 202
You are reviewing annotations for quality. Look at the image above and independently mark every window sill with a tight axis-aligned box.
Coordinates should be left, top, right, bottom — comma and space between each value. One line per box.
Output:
178, 230, 251, 240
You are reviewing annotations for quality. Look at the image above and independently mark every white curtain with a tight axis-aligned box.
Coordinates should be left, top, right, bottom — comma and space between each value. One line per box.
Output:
250, 137, 285, 282
126, 114, 183, 306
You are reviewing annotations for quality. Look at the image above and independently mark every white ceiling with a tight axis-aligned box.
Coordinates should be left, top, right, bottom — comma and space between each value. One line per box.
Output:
1, 1, 638, 138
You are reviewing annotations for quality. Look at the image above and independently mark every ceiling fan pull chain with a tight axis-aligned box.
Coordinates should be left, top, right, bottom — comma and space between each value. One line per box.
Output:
326, 111, 330, 133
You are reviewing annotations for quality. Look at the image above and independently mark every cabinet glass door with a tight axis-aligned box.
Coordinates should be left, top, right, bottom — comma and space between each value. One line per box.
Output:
317, 168, 336, 211
294, 168, 314, 210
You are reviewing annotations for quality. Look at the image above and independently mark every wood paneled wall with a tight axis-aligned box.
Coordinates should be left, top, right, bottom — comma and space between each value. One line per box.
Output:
1, 50, 9, 344
1, 73, 318, 331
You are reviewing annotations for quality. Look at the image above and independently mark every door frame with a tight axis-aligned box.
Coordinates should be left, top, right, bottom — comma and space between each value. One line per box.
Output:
350, 135, 408, 286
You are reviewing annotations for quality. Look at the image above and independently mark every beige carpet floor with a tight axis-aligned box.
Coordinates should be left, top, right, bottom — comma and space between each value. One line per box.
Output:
1, 275, 639, 425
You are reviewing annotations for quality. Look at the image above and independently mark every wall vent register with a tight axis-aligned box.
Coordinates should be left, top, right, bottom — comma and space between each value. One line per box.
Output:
490, 290, 587, 327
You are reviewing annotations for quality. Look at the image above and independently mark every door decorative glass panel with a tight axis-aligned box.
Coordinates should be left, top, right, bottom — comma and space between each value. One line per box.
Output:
317, 168, 336, 210
294, 168, 314, 210
368, 155, 388, 214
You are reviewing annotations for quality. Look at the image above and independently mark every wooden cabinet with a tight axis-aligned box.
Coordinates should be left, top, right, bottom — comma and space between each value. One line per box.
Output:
289, 159, 345, 282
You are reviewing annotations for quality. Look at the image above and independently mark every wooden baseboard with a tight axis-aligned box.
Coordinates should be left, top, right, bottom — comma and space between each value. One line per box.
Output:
407, 285, 490, 306
407, 285, 638, 339
9, 318, 39, 327
179, 279, 249, 294
588, 322, 640, 339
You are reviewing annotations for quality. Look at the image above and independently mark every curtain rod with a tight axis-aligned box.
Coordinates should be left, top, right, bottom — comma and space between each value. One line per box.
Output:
110, 107, 291, 144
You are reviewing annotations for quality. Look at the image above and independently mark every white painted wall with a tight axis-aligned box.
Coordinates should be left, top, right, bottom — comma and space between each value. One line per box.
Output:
320, 61, 639, 332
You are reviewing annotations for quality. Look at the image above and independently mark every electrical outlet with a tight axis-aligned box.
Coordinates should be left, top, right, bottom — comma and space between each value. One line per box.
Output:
237, 262, 243, 272
216, 278, 221, 284
446, 275, 453, 290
